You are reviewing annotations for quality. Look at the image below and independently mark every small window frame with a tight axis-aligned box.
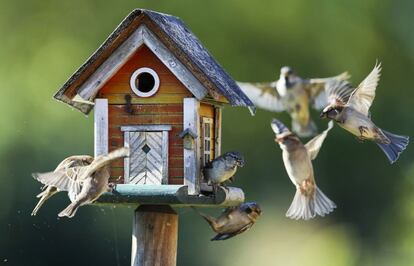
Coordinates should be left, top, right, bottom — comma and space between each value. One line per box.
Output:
129, 67, 160, 97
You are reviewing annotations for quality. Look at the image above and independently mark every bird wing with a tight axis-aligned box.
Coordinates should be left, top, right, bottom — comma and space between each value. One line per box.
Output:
55, 155, 94, 171
325, 79, 355, 107
33, 155, 94, 192
237, 81, 285, 112
77, 147, 129, 180
305, 121, 334, 160
32, 166, 87, 193
305, 72, 350, 110
346, 62, 381, 116
211, 222, 254, 241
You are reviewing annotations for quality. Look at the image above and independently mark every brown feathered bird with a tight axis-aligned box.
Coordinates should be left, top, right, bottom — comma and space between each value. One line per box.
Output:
238, 66, 349, 137
271, 119, 336, 220
31, 155, 94, 216
194, 202, 262, 241
320, 62, 409, 163
32, 147, 129, 218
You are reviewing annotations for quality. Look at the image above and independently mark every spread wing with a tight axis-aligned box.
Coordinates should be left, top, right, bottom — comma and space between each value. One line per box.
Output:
346, 62, 381, 116
305, 121, 334, 160
55, 155, 94, 171
237, 81, 285, 112
325, 79, 355, 107
33, 155, 93, 194
210, 222, 254, 241
77, 147, 129, 180
305, 72, 350, 110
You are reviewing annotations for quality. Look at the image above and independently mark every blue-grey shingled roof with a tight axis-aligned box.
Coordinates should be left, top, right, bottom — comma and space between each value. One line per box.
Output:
54, 9, 254, 113
144, 10, 254, 107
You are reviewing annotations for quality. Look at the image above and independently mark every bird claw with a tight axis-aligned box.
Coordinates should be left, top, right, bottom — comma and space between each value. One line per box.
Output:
358, 126, 369, 140
221, 184, 230, 192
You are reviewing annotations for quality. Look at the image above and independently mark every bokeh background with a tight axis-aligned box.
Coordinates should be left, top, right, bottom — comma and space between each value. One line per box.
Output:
1, 0, 413, 265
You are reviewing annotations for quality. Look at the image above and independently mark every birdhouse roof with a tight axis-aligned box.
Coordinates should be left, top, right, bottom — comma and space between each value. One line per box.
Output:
54, 9, 254, 114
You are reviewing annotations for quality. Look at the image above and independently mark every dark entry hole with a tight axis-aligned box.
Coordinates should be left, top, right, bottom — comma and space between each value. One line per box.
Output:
135, 72, 155, 93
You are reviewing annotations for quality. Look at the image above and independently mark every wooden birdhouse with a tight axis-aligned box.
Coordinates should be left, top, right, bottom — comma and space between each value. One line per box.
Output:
53, 9, 254, 206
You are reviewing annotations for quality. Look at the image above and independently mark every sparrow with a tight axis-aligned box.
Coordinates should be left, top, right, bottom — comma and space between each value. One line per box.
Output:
32, 147, 129, 218
271, 119, 336, 220
202, 151, 245, 193
320, 62, 409, 163
238, 66, 350, 137
194, 202, 262, 241
31, 155, 94, 216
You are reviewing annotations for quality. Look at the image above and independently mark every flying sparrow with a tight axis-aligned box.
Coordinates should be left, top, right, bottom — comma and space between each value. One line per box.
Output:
271, 119, 336, 220
238, 66, 349, 137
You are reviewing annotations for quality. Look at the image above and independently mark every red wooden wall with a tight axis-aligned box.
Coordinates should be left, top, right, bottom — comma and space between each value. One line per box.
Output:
98, 45, 192, 184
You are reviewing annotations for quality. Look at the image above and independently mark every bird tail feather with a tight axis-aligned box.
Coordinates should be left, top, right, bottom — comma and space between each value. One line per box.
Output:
292, 119, 317, 138
286, 187, 336, 220
58, 202, 81, 218
191, 207, 217, 230
376, 130, 409, 164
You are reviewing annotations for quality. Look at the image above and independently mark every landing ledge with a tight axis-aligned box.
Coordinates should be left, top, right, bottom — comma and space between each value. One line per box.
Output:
94, 184, 245, 207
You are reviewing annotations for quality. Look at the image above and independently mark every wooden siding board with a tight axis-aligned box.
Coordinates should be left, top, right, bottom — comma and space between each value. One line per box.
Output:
183, 98, 200, 195
94, 99, 109, 157
214, 107, 222, 157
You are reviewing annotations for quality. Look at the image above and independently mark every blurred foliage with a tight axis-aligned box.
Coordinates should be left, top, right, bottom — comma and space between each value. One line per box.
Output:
0, 0, 413, 265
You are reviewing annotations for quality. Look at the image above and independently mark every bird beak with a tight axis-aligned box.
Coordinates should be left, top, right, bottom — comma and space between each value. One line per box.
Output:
320, 112, 326, 118
275, 136, 283, 143
237, 159, 245, 167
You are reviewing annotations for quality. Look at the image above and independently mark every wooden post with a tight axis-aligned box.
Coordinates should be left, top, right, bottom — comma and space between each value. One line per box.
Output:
131, 205, 178, 266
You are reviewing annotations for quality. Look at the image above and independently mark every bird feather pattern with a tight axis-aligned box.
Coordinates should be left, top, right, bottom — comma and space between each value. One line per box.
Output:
347, 62, 381, 116
305, 121, 334, 160
237, 81, 284, 112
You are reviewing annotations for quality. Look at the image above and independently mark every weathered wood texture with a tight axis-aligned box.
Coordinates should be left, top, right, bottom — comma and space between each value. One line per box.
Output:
131, 205, 178, 266
214, 107, 222, 157
100, 45, 191, 184
183, 98, 200, 195
94, 98, 109, 157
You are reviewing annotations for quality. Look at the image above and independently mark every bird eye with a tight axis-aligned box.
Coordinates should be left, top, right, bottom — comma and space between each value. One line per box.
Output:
245, 207, 253, 214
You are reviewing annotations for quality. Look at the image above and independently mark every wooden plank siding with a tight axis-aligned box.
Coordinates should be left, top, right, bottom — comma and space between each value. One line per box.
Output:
100, 45, 192, 184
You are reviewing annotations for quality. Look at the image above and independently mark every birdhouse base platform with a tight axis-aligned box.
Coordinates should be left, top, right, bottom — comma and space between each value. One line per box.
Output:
94, 184, 244, 207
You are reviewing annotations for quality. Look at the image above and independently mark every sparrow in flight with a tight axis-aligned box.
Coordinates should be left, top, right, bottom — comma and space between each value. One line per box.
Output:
33, 147, 129, 218
203, 151, 245, 193
31, 155, 94, 216
238, 66, 349, 137
320, 62, 409, 163
271, 119, 336, 220
194, 202, 262, 241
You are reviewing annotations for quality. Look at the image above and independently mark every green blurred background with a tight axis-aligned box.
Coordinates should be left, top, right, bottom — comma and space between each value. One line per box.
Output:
1, 0, 413, 265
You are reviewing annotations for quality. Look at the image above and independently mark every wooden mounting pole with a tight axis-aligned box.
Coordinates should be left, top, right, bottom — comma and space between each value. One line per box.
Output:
131, 205, 178, 266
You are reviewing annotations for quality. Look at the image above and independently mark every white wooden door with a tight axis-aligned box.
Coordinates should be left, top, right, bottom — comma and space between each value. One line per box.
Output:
129, 131, 163, 184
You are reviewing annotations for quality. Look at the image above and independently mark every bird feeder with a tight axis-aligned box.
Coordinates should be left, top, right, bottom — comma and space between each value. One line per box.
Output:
53, 9, 254, 265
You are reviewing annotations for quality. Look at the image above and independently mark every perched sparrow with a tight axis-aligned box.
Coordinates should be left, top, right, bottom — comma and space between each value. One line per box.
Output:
195, 202, 262, 241
31, 155, 94, 216
271, 119, 336, 220
238, 66, 349, 137
203, 151, 245, 193
320, 62, 409, 163
33, 147, 129, 218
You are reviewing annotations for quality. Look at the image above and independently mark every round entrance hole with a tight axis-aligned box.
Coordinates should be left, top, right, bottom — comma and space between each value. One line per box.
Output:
130, 67, 160, 97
